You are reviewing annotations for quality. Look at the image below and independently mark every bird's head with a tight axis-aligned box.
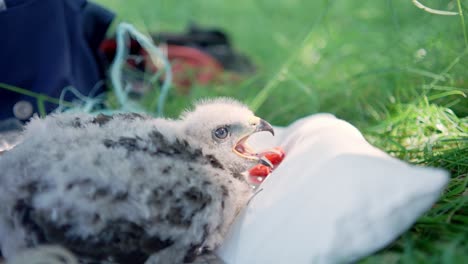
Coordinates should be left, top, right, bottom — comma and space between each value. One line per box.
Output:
181, 98, 274, 175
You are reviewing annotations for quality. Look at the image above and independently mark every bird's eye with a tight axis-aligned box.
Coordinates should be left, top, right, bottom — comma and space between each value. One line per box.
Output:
213, 126, 229, 139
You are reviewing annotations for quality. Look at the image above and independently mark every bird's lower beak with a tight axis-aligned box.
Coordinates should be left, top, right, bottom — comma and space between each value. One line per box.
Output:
233, 118, 275, 160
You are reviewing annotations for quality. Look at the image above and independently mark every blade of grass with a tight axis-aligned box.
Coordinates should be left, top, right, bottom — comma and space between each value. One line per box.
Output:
411, 0, 458, 16
456, 0, 468, 49
249, 0, 331, 111
0, 82, 73, 107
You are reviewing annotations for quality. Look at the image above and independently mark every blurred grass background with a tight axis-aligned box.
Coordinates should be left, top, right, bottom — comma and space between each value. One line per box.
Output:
95, 0, 467, 262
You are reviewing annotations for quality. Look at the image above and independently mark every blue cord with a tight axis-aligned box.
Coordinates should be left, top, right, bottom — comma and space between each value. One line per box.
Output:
111, 22, 172, 116
58, 22, 172, 116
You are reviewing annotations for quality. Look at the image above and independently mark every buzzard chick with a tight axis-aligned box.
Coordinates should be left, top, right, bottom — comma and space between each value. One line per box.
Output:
0, 98, 274, 264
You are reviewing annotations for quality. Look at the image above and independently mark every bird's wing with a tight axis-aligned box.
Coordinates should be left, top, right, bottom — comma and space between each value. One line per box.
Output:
0, 113, 230, 263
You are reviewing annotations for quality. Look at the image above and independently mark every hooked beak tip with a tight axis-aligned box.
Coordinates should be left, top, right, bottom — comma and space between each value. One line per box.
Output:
256, 119, 274, 136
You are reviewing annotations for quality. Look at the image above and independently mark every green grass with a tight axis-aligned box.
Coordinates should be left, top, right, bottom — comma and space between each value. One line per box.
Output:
94, 0, 467, 262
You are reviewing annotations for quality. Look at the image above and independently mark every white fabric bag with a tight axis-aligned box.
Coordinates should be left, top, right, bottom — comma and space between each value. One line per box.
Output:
217, 114, 448, 264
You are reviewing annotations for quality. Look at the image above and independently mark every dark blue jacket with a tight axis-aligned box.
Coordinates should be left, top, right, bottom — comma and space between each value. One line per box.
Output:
0, 0, 114, 120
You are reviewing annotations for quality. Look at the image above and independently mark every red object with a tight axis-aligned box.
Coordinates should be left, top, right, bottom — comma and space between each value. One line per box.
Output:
99, 39, 223, 91
248, 147, 286, 185
260, 147, 285, 166
249, 164, 272, 177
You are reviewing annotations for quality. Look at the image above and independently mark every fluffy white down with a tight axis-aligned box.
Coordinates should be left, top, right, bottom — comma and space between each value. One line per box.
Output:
0, 98, 260, 263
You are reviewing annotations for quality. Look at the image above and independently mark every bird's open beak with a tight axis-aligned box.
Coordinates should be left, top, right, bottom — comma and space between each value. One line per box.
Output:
233, 117, 274, 160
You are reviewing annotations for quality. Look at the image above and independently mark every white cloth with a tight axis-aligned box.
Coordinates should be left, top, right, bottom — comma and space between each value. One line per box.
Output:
217, 114, 448, 264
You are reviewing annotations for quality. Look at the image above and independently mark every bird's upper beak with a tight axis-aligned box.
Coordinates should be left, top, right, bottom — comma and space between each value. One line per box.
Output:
254, 118, 275, 136
233, 117, 274, 160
